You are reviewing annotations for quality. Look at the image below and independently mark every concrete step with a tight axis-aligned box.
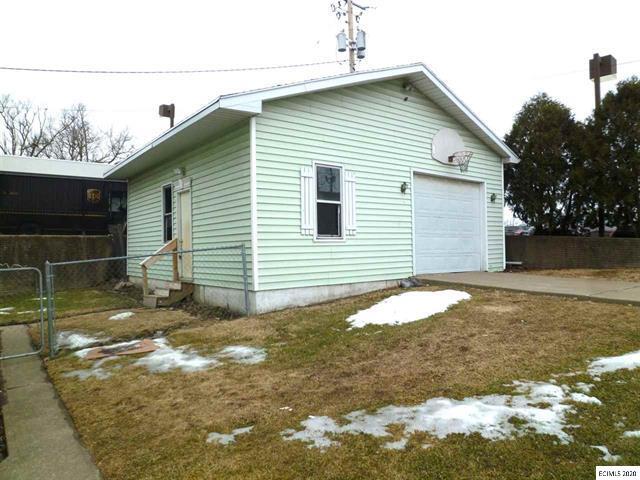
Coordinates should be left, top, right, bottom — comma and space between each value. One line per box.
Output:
143, 295, 159, 308
153, 288, 171, 298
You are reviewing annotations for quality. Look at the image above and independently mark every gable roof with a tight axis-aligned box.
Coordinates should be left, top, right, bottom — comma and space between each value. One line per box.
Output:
105, 63, 519, 179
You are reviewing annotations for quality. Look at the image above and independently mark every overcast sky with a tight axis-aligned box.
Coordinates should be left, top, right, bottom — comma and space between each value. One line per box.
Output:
1, 0, 638, 151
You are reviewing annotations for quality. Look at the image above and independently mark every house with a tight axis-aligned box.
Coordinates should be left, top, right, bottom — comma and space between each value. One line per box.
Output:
105, 63, 520, 314
0, 155, 126, 235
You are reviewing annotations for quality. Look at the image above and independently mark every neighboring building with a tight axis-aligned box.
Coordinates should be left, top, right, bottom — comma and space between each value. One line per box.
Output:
105, 63, 520, 313
0, 155, 127, 235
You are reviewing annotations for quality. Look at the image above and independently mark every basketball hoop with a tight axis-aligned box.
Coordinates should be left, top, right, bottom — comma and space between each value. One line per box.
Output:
448, 150, 473, 172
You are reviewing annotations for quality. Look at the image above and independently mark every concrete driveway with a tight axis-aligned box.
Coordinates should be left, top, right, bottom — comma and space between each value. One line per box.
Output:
419, 271, 640, 306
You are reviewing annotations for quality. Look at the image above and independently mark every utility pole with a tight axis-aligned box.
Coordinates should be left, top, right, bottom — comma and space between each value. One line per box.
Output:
589, 53, 617, 237
333, 1, 368, 73
591, 53, 602, 109
346, 0, 356, 73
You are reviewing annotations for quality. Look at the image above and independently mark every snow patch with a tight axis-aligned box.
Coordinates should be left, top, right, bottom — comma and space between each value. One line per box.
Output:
592, 445, 621, 462
281, 416, 341, 449
134, 338, 220, 373
207, 426, 254, 445
282, 380, 576, 450
574, 382, 594, 393
108, 311, 135, 321
281, 345, 640, 451
569, 393, 601, 405
346, 290, 471, 329
63, 358, 119, 381
58, 331, 108, 350
383, 438, 408, 450
216, 346, 267, 364
0, 307, 15, 312
588, 350, 640, 376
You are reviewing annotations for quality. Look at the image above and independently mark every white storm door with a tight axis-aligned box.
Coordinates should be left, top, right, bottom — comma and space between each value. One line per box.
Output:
177, 189, 193, 279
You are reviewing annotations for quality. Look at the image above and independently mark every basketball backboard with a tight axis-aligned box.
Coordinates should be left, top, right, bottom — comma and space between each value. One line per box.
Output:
431, 128, 465, 165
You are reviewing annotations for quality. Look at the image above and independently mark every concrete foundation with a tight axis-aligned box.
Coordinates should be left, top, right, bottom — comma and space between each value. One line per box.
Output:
131, 275, 402, 314
253, 279, 400, 314
195, 279, 401, 314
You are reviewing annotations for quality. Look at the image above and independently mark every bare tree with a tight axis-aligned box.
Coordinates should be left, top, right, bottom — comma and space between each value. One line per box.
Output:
0, 95, 58, 156
0, 95, 134, 163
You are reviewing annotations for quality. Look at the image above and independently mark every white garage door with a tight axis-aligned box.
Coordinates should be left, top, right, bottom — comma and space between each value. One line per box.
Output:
413, 174, 483, 274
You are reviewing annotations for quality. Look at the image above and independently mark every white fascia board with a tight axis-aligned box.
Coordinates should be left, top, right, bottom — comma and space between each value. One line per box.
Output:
106, 62, 519, 179
220, 64, 423, 106
416, 64, 520, 164
218, 98, 263, 114
220, 63, 519, 164
105, 99, 222, 178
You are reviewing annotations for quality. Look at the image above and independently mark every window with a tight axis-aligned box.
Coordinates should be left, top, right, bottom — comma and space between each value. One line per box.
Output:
162, 184, 173, 242
316, 165, 342, 238
109, 192, 127, 213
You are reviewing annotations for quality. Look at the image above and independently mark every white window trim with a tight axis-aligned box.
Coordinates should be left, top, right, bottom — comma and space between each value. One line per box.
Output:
313, 161, 345, 242
161, 183, 173, 243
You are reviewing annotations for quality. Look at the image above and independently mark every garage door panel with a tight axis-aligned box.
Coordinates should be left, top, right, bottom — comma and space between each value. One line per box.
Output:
414, 175, 483, 274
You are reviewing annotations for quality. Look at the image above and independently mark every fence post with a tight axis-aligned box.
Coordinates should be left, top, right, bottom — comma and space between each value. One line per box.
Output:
45, 261, 57, 358
240, 244, 250, 315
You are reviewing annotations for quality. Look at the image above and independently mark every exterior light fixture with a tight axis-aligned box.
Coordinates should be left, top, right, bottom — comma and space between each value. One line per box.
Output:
159, 103, 176, 128
490, 193, 497, 203
400, 182, 408, 194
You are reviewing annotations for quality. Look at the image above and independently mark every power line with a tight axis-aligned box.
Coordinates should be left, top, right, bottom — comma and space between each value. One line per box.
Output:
0, 59, 343, 75
535, 58, 640, 80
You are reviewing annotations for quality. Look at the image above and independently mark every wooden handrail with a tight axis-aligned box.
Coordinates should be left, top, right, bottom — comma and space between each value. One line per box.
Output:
140, 238, 179, 296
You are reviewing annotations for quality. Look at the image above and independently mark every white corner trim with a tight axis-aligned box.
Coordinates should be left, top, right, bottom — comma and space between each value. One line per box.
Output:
501, 163, 506, 271
410, 170, 416, 276
250, 116, 260, 291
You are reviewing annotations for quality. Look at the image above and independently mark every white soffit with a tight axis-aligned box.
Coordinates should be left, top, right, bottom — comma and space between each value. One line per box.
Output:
106, 63, 519, 180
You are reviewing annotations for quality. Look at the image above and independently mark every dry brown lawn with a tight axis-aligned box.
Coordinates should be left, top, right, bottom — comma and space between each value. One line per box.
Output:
528, 268, 640, 283
29, 307, 202, 352
42, 286, 640, 479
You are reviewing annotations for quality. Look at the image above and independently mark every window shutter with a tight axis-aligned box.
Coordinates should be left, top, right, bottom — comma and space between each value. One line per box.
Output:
345, 171, 357, 236
300, 166, 314, 235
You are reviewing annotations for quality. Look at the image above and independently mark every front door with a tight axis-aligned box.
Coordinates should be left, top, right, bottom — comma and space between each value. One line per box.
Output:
177, 189, 193, 279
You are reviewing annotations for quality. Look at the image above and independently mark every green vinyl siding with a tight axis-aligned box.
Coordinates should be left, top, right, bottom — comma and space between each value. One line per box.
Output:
255, 78, 504, 290
127, 123, 252, 290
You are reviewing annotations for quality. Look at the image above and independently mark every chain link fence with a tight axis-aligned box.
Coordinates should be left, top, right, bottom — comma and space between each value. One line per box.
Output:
0, 266, 46, 359
45, 244, 248, 356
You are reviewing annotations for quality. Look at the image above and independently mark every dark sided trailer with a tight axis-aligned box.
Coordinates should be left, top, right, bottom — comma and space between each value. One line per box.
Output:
0, 173, 127, 235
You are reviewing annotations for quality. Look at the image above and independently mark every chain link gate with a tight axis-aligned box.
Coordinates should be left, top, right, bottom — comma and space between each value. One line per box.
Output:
0, 266, 47, 360
45, 244, 249, 357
